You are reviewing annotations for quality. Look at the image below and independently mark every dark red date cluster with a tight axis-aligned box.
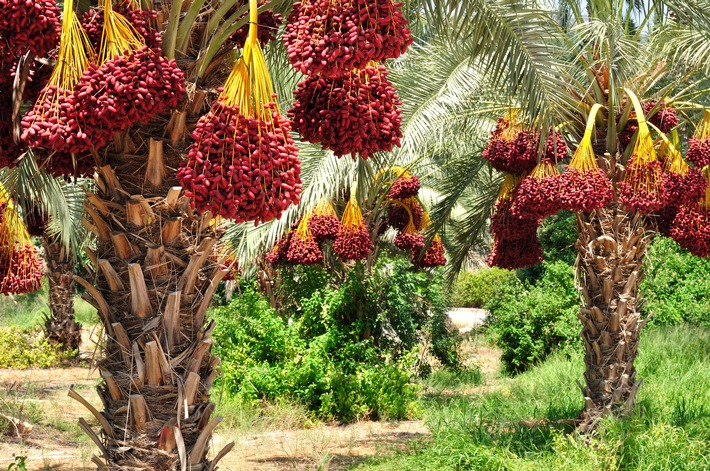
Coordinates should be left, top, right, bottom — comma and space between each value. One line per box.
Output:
482, 117, 531, 174
513, 131, 568, 168
486, 233, 542, 270
22, 47, 184, 163
283, 0, 412, 77
266, 232, 293, 266
78, 46, 185, 130
178, 103, 302, 225
0, 0, 60, 62
645, 101, 679, 133
558, 168, 613, 213
82, 0, 162, 50
511, 172, 564, 220
387, 174, 420, 199
333, 226, 372, 261
489, 198, 540, 240
662, 167, 707, 207
0, 244, 44, 295
483, 120, 567, 175
308, 213, 341, 242
687, 138, 710, 169
21, 86, 104, 154
286, 231, 323, 264
289, 64, 403, 159
393, 232, 424, 251
411, 238, 446, 268
669, 205, 710, 257
619, 158, 664, 214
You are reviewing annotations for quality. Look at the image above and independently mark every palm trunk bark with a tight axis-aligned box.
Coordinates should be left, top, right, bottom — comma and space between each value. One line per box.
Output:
74, 126, 232, 469
43, 237, 81, 352
575, 203, 652, 431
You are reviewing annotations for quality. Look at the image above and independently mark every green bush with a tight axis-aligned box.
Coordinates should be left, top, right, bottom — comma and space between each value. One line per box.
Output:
370, 253, 461, 368
0, 326, 71, 368
212, 283, 419, 422
641, 236, 710, 327
449, 267, 518, 308
486, 261, 581, 373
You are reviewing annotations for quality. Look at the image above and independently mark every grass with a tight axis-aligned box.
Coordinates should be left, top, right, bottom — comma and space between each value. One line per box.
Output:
353, 324, 710, 470
0, 284, 98, 329
215, 394, 317, 437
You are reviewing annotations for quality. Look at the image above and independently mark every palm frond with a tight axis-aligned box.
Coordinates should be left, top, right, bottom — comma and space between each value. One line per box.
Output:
0, 152, 89, 257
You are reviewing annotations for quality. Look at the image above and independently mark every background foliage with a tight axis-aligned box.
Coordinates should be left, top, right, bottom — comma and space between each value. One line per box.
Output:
212, 252, 461, 422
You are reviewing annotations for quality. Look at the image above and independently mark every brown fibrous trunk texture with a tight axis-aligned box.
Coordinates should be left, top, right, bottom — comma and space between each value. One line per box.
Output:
74, 125, 232, 470
43, 238, 81, 352
575, 201, 652, 432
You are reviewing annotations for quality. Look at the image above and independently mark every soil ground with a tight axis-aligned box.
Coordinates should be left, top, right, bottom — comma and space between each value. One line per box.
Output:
0, 330, 499, 470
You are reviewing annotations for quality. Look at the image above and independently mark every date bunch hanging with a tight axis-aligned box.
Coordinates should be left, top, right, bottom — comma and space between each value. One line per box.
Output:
558, 104, 613, 213
482, 111, 568, 175
619, 91, 664, 214
308, 201, 341, 242
334, 193, 372, 261
78, 0, 185, 133
669, 171, 710, 257
661, 138, 706, 208
266, 231, 294, 266
289, 63, 403, 159
387, 168, 420, 199
178, 0, 302, 224
687, 110, 710, 169
511, 159, 564, 220
0, 0, 60, 61
487, 174, 543, 270
392, 215, 424, 252
283, 0, 412, 77
21, 0, 103, 155
0, 186, 43, 295
287, 214, 323, 265
655, 139, 705, 236
410, 212, 446, 268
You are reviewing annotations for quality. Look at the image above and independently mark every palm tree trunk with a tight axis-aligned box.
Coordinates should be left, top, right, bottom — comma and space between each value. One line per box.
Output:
74, 128, 232, 470
575, 204, 652, 431
43, 237, 81, 352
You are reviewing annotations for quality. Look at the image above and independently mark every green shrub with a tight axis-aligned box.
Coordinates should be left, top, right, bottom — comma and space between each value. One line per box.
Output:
370, 253, 461, 368
449, 267, 518, 308
0, 326, 71, 368
212, 284, 419, 422
486, 261, 581, 373
641, 236, 710, 327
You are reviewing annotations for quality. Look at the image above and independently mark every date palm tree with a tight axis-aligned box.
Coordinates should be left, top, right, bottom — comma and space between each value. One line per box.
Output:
0, 155, 87, 351
5, 0, 293, 468
390, 0, 710, 430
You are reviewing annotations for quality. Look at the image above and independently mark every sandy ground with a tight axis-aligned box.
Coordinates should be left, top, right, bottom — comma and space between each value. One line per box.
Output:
0, 366, 429, 471
0, 325, 497, 470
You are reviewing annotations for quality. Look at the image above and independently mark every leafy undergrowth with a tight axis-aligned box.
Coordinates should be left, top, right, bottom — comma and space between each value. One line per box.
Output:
0, 326, 75, 368
355, 324, 710, 470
